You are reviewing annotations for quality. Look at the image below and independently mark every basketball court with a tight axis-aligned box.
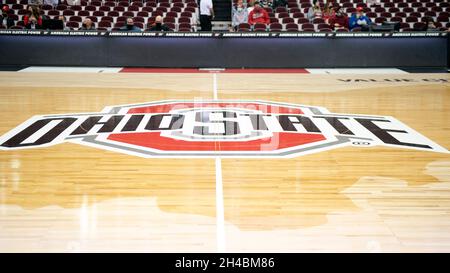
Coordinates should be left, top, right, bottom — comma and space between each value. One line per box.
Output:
0, 69, 449, 252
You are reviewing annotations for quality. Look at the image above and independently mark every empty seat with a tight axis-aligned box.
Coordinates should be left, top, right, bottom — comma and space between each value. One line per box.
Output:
101, 16, 114, 23
301, 23, 314, 30
269, 22, 282, 31
178, 23, 191, 30
318, 23, 331, 29
238, 23, 251, 31
78, 10, 90, 17
62, 10, 75, 16
99, 6, 111, 12
282, 17, 295, 24
85, 6, 97, 12
69, 16, 82, 23
93, 11, 105, 17
66, 21, 79, 29
98, 21, 111, 28
178, 17, 191, 24
285, 23, 299, 31
277, 12, 289, 19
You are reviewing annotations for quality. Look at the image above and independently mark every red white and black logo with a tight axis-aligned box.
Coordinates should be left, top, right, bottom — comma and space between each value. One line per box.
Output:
0, 100, 448, 157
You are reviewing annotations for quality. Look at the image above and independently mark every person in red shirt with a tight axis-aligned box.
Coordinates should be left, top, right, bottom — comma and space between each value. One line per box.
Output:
322, 0, 336, 23
248, 2, 270, 25
24, 5, 43, 29
328, 6, 349, 30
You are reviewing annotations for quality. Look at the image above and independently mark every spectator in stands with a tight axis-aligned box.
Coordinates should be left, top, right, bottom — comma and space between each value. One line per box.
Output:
232, 0, 248, 31
273, 0, 288, 9
58, 15, 70, 31
248, 2, 270, 26
328, 6, 348, 30
24, 5, 43, 28
349, 6, 371, 31
1, 5, 15, 29
260, 0, 287, 9
423, 17, 438, 31
307, 0, 322, 23
80, 18, 96, 31
120, 17, 141, 32
200, 0, 214, 31
322, 0, 336, 23
148, 15, 172, 31
25, 15, 41, 29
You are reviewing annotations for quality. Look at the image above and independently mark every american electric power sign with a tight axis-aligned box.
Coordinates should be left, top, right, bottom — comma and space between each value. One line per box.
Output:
0, 100, 447, 157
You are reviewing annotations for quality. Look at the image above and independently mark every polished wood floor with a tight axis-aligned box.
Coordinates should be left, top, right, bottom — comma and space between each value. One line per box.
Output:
0, 72, 449, 252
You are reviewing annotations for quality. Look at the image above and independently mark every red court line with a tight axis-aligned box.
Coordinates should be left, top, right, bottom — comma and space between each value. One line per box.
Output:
119, 68, 309, 73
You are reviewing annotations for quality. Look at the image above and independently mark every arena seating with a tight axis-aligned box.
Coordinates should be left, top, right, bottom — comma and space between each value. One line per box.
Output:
239, 0, 449, 32
1, 0, 449, 32
2, 0, 198, 31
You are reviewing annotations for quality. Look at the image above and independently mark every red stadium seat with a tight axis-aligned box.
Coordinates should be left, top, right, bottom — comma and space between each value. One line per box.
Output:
69, 16, 82, 23
312, 18, 325, 24
301, 23, 314, 30
278, 12, 289, 19
238, 23, 251, 31
62, 10, 75, 16
297, 18, 309, 24
285, 23, 299, 31
78, 10, 90, 17
101, 16, 114, 23
98, 21, 111, 28
123, 11, 135, 17
107, 11, 120, 17
318, 23, 331, 30
128, 6, 140, 12
178, 17, 191, 24
91, 1, 102, 7
85, 6, 97, 12
56, 5, 68, 11
178, 23, 191, 30
66, 21, 79, 29
93, 11, 105, 17
48, 10, 60, 17
269, 22, 282, 31
282, 17, 295, 24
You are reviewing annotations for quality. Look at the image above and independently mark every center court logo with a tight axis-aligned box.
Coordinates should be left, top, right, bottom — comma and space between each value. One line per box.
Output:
0, 100, 447, 157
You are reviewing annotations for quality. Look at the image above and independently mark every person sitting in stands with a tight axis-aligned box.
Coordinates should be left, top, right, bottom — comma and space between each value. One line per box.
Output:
328, 5, 348, 30
58, 15, 70, 31
349, 6, 371, 31
423, 17, 438, 31
120, 17, 142, 32
232, 0, 248, 31
80, 18, 96, 30
1, 5, 15, 29
25, 15, 42, 29
248, 1, 269, 26
24, 5, 43, 29
322, 0, 335, 23
307, 0, 322, 23
260, 0, 287, 9
148, 15, 172, 31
